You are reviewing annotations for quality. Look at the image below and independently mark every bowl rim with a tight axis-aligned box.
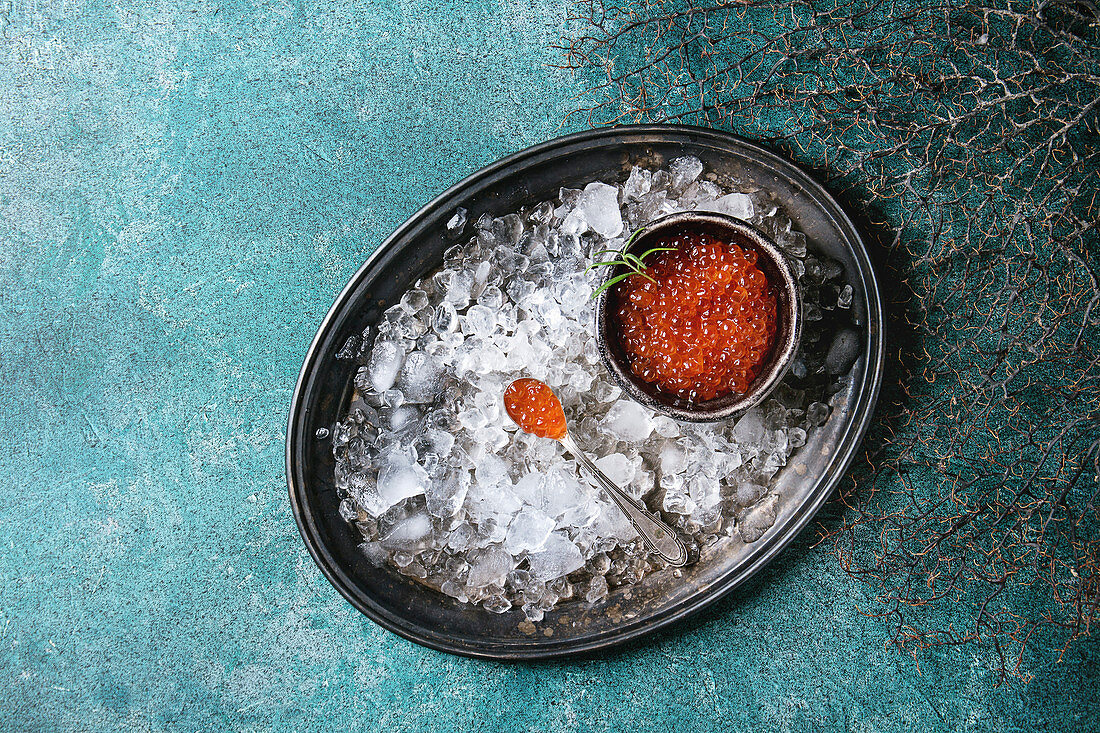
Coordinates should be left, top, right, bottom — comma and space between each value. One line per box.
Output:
286, 124, 885, 659
594, 211, 803, 422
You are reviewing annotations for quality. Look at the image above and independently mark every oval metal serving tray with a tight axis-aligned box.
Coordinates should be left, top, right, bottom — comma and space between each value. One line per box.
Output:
286, 125, 885, 659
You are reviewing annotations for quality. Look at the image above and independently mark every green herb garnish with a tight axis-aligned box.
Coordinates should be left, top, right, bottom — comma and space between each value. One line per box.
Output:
586, 227, 675, 299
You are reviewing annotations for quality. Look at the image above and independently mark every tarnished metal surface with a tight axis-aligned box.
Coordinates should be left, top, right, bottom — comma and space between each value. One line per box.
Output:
286, 125, 884, 659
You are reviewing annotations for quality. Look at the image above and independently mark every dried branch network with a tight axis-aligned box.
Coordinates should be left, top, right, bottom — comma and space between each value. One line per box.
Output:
560, 0, 1100, 680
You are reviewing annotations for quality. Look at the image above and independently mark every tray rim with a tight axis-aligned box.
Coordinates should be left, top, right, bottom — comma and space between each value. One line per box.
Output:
286, 124, 886, 659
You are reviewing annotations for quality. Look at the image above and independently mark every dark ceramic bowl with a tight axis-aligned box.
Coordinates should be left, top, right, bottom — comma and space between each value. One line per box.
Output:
287, 125, 884, 659
595, 212, 802, 422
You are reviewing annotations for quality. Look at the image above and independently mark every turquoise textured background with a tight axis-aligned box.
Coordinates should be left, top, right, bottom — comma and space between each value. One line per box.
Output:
2, 1, 1097, 730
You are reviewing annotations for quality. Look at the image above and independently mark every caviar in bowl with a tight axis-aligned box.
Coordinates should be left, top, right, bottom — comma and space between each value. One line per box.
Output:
594, 211, 802, 422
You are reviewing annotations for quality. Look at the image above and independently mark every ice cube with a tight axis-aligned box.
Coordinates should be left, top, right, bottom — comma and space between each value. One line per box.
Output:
555, 273, 591, 317
837, 284, 854, 309
731, 409, 766, 445
433, 302, 459, 334
582, 340, 600, 365
482, 596, 512, 614
631, 189, 674, 223
446, 522, 476, 551
358, 541, 387, 565
738, 494, 778, 543
681, 180, 723, 209
577, 182, 624, 239
822, 257, 844, 281
383, 303, 427, 340
764, 429, 789, 456
780, 230, 808, 258
367, 339, 405, 393
589, 553, 611, 575
465, 481, 521, 536
735, 482, 767, 506
698, 192, 754, 220
526, 532, 584, 581
807, 402, 830, 426
471, 260, 491, 299
463, 304, 497, 338
687, 474, 721, 514
659, 442, 687, 475
396, 352, 444, 403
662, 487, 696, 515
602, 400, 654, 442
398, 562, 427, 578
652, 415, 680, 438
660, 472, 693, 514
388, 405, 422, 434
503, 508, 555, 554
401, 288, 429, 312
380, 513, 432, 550
595, 454, 635, 485
457, 405, 489, 431
585, 575, 609, 603
623, 166, 653, 201
376, 451, 428, 507
491, 214, 524, 248
669, 156, 704, 191
478, 285, 504, 311
558, 493, 600, 529
466, 546, 513, 588
545, 468, 594, 516
474, 454, 510, 486
560, 209, 587, 236
336, 333, 365, 361
789, 427, 807, 448
426, 468, 469, 518
650, 169, 672, 192
629, 466, 654, 499
592, 381, 622, 403
338, 498, 360, 522
557, 233, 583, 258
568, 369, 593, 392
444, 271, 474, 308
446, 207, 468, 233
511, 472, 544, 508
585, 501, 637, 542
422, 428, 455, 457
528, 200, 554, 225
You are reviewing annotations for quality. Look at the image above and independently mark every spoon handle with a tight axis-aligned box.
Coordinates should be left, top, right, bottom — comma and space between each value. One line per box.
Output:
560, 434, 690, 567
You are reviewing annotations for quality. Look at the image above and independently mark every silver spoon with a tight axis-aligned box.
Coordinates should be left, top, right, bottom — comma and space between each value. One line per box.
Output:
504, 378, 690, 567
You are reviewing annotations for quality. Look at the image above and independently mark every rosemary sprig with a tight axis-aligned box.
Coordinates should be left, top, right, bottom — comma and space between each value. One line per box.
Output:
586, 227, 675, 299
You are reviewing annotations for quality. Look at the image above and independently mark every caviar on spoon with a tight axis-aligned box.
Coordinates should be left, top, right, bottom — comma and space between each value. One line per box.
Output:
504, 378, 690, 567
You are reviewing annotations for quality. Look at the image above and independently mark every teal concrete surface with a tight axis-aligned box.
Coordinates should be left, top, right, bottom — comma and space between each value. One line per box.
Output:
1, 1, 1097, 731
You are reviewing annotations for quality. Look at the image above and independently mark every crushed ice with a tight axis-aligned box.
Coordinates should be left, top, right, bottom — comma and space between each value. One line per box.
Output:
331, 157, 856, 620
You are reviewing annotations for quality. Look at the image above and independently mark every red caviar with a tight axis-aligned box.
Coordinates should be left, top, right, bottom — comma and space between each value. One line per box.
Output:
614, 231, 778, 401
504, 378, 567, 440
